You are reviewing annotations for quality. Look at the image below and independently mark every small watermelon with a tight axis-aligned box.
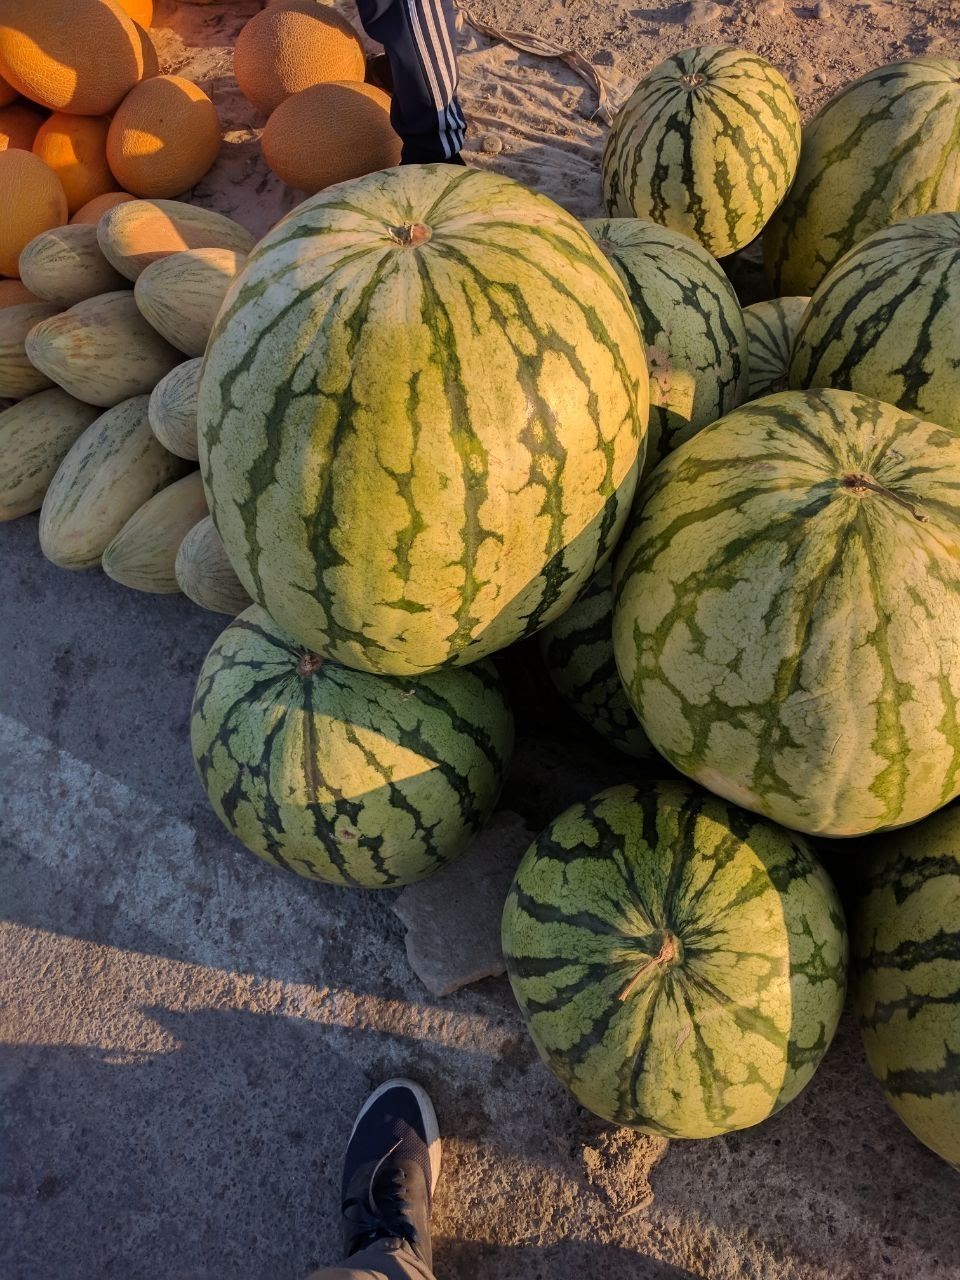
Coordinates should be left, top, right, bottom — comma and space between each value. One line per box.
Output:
191, 605, 516, 886
744, 297, 809, 400
854, 805, 960, 1170
502, 780, 847, 1137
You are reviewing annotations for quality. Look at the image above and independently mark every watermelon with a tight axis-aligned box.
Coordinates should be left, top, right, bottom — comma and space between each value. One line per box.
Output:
789, 212, 960, 432
765, 58, 960, 296
582, 217, 748, 465
199, 164, 648, 679
854, 804, 960, 1170
602, 46, 801, 259
192, 605, 515, 886
612, 388, 960, 839
743, 297, 809, 400
502, 780, 847, 1137
538, 562, 651, 760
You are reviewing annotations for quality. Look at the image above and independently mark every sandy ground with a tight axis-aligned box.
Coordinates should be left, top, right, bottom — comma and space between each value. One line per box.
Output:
3, 2, 960, 1278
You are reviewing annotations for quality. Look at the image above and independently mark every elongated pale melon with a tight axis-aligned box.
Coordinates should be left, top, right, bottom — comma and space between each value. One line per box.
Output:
97, 199, 256, 282
134, 247, 246, 357
40, 394, 192, 569
19, 223, 130, 308
25, 290, 182, 408
148, 357, 200, 459
0, 301, 61, 398
0, 388, 100, 520
175, 515, 252, 614
102, 469, 207, 592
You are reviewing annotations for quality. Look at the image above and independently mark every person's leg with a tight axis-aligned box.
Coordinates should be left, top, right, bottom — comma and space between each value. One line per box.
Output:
305, 1079, 441, 1280
353, 0, 466, 163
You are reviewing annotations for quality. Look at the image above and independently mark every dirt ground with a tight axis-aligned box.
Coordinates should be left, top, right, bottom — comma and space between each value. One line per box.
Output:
3, 2, 960, 1278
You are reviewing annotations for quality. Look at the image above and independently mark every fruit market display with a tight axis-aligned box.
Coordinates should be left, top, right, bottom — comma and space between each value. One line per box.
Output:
613, 389, 960, 840
789, 212, 960, 431
502, 781, 847, 1136
765, 58, 960, 294
854, 807, 960, 1170
3, 21, 960, 1175
602, 46, 801, 258
199, 165, 648, 678
191, 606, 516, 886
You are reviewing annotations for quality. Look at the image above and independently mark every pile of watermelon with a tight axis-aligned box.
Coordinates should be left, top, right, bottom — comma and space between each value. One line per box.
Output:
7, 35, 959, 1171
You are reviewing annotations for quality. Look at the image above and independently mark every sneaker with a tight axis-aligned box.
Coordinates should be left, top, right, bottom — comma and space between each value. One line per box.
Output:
340, 1079, 441, 1269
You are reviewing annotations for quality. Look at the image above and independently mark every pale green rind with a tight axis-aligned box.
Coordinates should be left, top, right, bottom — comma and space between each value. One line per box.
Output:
25, 290, 182, 408
502, 780, 847, 1137
612, 388, 960, 838
583, 217, 748, 465
199, 164, 648, 677
134, 247, 246, 358
602, 46, 801, 258
789, 212, 960, 432
744, 296, 809, 399
97, 199, 256, 282
40, 395, 192, 570
854, 805, 960, 1170
538, 562, 652, 760
0, 301, 61, 399
764, 58, 960, 295
0, 388, 100, 521
148, 357, 200, 461
102, 469, 208, 593
175, 514, 252, 615
190, 604, 516, 886
19, 222, 129, 307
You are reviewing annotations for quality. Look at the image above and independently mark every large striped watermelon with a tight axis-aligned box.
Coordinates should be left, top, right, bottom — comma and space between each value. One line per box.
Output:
538, 562, 651, 760
199, 165, 648, 678
191, 605, 515, 887
854, 806, 960, 1170
502, 780, 847, 1137
789, 213, 960, 432
582, 217, 748, 465
613, 388, 960, 838
602, 47, 800, 259
743, 297, 809, 400
764, 58, 960, 296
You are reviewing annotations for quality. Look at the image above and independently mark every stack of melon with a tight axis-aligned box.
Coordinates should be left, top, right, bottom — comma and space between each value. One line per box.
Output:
0, 194, 255, 613
0, 0, 223, 293
232, 0, 400, 194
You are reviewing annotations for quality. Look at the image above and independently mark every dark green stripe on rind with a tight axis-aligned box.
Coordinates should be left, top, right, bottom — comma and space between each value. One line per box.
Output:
191, 604, 515, 887
502, 780, 846, 1138
744, 297, 810, 400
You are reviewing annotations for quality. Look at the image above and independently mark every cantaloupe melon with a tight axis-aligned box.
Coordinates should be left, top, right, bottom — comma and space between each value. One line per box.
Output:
0, 102, 46, 151
39, 393, 190, 569
19, 223, 129, 307
233, 4, 366, 117
103, 469, 208, 592
116, 0, 153, 28
133, 21, 160, 79
97, 198, 255, 280
0, 280, 40, 309
0, 0, 143, 116
70, 191, 135, 225
134, 247, 245, 356
148, 357, 200, 459
175, 514, 252, 614
25, 290, 181, 406
0, 301, 61, 399
32, 112, 114, 214
0, 69, 16, 107
0, 150, 68, 277
106, 74, 221, 198
0, 387, 101, 520
262, 81, 399, 193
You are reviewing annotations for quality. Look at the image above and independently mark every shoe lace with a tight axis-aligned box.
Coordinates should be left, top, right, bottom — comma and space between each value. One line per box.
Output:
343, 1143, 420, 1256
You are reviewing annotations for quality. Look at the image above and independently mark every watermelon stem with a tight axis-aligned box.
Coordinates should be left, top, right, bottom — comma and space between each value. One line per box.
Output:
840, 474, 928, 523
388, 223, 432, 248
296, 652, 324, 676
619, 931, 681, 1002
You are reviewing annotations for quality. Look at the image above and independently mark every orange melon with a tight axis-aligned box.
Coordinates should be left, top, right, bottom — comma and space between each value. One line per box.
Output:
0, 150, 68, 278
0, 69, 16, 107
133, 22, 160, 79
32, 112, 114, 214
116, 0, 153, 26
106, 74, 221, 198
0, 280, 41, 308
0, 102, 47, 152
70, 190, 136, 224
233, 4, 366, 117
262, 81, 399, 194
0, 0, 144, 116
